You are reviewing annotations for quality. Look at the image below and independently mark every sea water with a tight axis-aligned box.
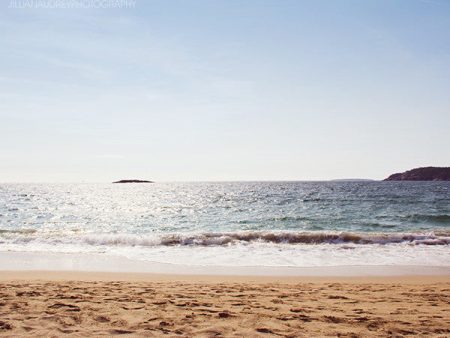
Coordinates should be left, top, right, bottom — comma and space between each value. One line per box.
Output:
0, 182, 449, 267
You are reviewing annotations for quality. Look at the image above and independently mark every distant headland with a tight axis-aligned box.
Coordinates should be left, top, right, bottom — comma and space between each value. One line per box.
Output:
113, 179, 154, 184
384, 167, 450, 181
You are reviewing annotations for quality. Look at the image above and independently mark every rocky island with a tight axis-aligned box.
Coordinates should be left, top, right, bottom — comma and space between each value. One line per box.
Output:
113, 179, 154, 183
384, 167, 450, 181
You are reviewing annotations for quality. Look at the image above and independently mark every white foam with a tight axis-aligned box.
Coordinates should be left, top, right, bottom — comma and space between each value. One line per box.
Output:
1, 239, 449, 268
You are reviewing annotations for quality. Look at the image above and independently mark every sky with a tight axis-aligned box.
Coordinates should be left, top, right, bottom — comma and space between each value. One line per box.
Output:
1, 0, 449, 182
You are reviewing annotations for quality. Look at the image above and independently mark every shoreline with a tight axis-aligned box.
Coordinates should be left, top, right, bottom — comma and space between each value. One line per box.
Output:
1, 253, 449, 337
1, 270, 450, 284
1, 251, 450, 278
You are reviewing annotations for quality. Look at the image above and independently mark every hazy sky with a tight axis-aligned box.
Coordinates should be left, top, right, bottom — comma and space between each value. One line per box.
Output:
1, 0, 449, 182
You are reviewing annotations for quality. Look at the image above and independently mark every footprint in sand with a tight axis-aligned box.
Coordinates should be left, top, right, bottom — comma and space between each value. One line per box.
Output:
0, 321, 13, 331
94, 315, 111, 323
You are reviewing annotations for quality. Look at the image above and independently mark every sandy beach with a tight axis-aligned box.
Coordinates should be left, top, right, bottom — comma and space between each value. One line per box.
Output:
0, 272, 449, 337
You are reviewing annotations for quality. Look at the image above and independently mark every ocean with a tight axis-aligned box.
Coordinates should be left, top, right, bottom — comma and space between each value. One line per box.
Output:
1, 182, 449, 268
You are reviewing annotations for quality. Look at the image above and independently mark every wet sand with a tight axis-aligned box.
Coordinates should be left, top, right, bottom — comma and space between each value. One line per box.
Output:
0, 271, 449, 337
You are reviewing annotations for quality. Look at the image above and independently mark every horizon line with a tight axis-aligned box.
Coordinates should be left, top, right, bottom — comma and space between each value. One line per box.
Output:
0, 179, 384, 184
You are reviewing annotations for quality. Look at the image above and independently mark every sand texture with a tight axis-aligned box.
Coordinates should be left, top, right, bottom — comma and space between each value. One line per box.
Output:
0, 276, 449, 337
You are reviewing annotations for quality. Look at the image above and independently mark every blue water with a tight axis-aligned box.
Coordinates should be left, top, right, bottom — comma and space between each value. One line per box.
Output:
0, 182, 449, 267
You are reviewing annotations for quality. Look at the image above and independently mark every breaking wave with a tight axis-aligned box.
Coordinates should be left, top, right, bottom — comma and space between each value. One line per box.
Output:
3, 231, 449, 247
89, 231, 450, 246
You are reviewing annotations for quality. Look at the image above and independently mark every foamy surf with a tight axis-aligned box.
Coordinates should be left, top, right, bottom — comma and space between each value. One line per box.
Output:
1, 230, 449, 268
1, 230, 449, 247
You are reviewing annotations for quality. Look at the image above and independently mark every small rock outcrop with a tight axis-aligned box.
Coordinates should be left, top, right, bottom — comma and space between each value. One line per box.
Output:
113, 179, 154, 184
384, 167, 450, 181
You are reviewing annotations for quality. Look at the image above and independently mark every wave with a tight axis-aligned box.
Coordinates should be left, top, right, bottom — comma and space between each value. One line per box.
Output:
375, 214, 450, 223
0, 228, 37, 234
406, 214, 450, 223
138, 231, 450, 246
3, 231, 449, 247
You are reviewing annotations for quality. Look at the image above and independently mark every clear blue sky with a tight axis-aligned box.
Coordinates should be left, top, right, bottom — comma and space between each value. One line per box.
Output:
1, 0, 449, 182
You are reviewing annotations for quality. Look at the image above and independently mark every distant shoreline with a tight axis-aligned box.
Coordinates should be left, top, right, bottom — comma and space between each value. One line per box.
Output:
113, 179, 154, 184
